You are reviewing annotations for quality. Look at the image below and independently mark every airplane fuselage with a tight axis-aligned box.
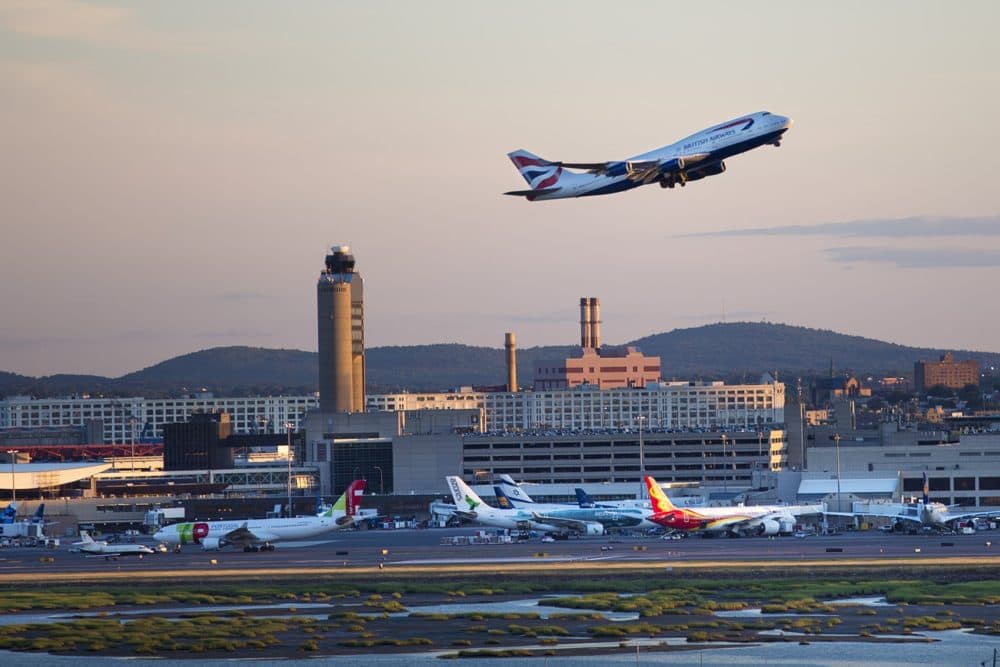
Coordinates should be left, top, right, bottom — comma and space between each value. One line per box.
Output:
512, 111, 792, 201
154, 516, 340, 546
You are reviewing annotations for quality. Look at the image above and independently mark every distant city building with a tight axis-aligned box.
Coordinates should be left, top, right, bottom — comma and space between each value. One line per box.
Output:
317, 244, 366, 413
162, 412, 234, 471
915, 352, 979, 392
0, 395, 317, 444
368, 379, 785, 432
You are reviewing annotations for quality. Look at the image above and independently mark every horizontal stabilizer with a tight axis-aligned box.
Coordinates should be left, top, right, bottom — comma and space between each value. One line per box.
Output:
504, 187, 561, 198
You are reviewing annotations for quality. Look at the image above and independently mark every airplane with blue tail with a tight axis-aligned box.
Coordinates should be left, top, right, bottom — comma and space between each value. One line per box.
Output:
505, 111, 792, 201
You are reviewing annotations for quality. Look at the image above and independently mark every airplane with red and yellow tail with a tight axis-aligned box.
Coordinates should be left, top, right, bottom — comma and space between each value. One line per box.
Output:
645, 475, 823, 537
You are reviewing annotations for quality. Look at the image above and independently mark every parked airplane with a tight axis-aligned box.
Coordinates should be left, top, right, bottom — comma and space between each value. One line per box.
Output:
645, 476, 823, 537
154, 480, 366, 551
446, 476, 587, 535
854, 473, 1000, 531
493, 485, 652, 533
494, 474, 537, 505
505, 111, 792, 201
574, 488, 654, 511
74, 531, 155, 559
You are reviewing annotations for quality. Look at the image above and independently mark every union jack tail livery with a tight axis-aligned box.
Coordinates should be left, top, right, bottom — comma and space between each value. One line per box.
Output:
507, 150, 567, 198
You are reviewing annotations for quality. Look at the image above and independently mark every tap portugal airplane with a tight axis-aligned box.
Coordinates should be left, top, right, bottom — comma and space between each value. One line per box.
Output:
505, 111, 792, 201
154, 480, 366, 551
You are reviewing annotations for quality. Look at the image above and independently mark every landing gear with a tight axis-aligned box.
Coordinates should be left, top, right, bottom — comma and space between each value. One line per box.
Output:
772, 140, 781, 147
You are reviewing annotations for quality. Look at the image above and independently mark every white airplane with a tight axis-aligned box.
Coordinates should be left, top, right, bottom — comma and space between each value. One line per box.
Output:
505, 110, 792, 201
854, 474, 1000, 532
645, 475, 823, 537
446, 476, 600, 536
154, 480, 366, 551
493, 484, 653, 533
74, 531, 156, 559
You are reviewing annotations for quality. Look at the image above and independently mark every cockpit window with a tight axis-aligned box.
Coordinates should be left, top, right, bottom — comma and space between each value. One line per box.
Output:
762, 111, 770, 116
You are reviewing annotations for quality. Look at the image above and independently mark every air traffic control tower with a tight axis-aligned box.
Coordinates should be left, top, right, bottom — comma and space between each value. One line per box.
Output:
317, 245, 365, 413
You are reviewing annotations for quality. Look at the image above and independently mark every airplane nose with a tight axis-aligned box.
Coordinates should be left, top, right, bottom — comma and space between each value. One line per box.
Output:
781, 116, 794, 129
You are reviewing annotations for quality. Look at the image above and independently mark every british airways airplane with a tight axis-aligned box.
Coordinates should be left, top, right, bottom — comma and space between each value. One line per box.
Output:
505, 111, 792, 201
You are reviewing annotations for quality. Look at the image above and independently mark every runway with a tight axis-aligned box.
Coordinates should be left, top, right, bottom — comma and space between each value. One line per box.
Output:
0, 528, 996, 582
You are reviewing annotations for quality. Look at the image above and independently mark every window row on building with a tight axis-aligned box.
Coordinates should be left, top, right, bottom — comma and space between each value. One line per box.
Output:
0, 396, 318, 444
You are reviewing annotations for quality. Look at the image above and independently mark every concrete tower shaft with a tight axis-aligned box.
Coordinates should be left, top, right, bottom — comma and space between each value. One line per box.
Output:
505, 332, 517, 392
317, 245, 365, 413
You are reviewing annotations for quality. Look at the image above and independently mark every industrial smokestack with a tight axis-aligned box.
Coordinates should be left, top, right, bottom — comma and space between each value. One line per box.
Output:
580, 297, 592, 348
505, 332, 517, 392
589, 297, 601, 350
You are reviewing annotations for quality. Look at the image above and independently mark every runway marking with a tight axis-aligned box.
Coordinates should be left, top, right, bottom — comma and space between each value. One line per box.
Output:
3, 555, 1000, 584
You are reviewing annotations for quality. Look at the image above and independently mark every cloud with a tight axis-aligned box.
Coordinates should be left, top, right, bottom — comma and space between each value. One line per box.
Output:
681, 215, 1000, 239
825, 246, 1000, 268
0, 1, 214, 53
0, 0, 130, 40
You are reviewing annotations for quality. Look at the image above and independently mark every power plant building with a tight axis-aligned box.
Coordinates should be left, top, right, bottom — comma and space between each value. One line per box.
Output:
533, 298, 661, 390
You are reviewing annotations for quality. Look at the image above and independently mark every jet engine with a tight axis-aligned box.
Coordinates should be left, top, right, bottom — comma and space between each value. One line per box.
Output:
583, 522, 605, 536
200, 537, 222, 551
755, 519, 781, 536
685, 161, 726, 182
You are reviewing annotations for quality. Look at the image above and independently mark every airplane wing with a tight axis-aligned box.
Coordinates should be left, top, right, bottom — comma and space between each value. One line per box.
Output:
944, 509, 1000, 524
554, 153, 711, 181
219, 523, 278, 547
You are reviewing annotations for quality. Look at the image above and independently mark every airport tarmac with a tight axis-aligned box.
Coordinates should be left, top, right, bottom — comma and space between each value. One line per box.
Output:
0, 528, 997, 581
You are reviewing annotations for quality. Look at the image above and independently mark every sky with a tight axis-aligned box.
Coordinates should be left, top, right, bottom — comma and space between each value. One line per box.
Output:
2, 1, 999, 377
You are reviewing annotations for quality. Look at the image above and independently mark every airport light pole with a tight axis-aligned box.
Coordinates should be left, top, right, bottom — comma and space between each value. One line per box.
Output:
285, 422, 294, 518
5, 450, 16, 505
636, 415, 647, 499
374, 465, 384, 495
834, 433, 842, 513
129, 417, 137, 472
720, 434, 729, 493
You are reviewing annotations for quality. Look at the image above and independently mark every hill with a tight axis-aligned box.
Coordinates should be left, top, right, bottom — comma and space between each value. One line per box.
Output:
1, 323, 997, 397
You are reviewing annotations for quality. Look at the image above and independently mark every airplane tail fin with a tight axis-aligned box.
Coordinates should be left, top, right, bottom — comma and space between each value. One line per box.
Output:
645, 476, 676, 514
447, 476, 488, 512
0, 502, 15, 524
31, 504, 45, 524
508, 150, 566, 190
496, 474, 534, 505
326, 479, 367, 518
575, 488, 595, 508
493, 485, 515, 510
78, 530, 94, 544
